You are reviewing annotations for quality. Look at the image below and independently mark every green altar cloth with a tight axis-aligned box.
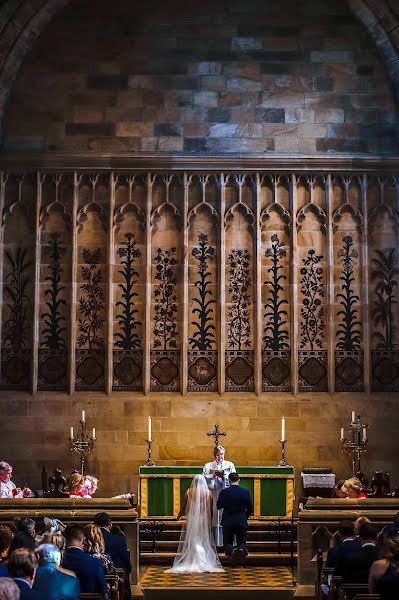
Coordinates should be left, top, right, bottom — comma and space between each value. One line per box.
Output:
139, 466, 294, 520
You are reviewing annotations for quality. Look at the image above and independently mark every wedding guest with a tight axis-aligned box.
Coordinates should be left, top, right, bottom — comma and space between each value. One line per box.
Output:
33, 544, 80, 600
217, 472, 253, 565
341, 523, 379, 584
68, 474, 84, 498
369, 535, 399, 598
93, 513, 131, 598
83, 525, 115, 575
0, 463, 31, 499
325, 520, 360, 573
62, 525, 105, 598
82, 476, 98, 498
9, 521, 35, 553
0, 526, 14, 576
8, 549, 46, 599
342, 477, 367, 499
203, 446, 236, 547
0, 578, 20, 600
354, 516, 371, 536
334, 480, 347, 498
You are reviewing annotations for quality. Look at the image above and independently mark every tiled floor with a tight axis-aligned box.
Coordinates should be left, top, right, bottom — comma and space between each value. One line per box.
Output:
140, 565, 297, 588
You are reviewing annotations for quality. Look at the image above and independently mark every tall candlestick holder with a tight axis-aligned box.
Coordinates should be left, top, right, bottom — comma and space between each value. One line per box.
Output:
340, 415, 369, 476
145, 439, 155, 466
278, 440, 288, 467
69, 419, 96, 475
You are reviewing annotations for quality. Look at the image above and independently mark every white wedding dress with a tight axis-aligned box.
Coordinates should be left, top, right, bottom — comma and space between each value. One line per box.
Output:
165, 474, 224, 573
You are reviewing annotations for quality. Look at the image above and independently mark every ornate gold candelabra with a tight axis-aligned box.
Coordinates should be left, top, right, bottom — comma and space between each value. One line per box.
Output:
69, 415, 96, 475
340, 413, 369, 476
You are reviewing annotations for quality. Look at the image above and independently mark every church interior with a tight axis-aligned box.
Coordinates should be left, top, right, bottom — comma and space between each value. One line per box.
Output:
0, 0, 399, 598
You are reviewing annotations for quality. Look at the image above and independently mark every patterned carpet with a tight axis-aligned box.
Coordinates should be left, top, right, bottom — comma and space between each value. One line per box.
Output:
140, 565, 297, 588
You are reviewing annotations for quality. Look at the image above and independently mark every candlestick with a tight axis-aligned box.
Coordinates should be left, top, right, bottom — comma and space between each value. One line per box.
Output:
278, 439, 288, 467
70, 416, 95, 475
148, 416, 152, 442
281, 416, 285, 442
340, 414, 369, 476
144, 439, 155, 466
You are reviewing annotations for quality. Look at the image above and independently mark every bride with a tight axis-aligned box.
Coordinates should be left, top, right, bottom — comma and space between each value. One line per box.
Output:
165, 474, 224, 573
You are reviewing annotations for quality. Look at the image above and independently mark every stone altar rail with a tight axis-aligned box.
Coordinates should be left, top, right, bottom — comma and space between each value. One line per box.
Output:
297, 498, 399, 587
0, 497, 139, 585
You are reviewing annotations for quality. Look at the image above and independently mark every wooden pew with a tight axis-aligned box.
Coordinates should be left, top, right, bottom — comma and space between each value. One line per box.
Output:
0, 497, 139, 587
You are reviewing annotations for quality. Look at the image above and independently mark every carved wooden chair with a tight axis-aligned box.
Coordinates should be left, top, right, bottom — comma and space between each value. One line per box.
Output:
43, 468, 70, 498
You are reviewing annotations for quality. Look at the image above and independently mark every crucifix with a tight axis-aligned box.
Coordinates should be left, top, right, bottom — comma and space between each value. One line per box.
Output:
207, 424, 226, 446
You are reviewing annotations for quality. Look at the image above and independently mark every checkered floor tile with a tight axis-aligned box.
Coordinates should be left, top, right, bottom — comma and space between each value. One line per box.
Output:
140, 565, 296, 588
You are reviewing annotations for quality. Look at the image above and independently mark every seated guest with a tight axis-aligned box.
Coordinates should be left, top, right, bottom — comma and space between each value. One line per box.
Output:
354, 516, 371, 536
9, 521, 35, 553
82, 476, 98, 498
334, 480, 347, 498
62, 524, 105, 598
94, 513, 131, 597
7, 549, 46, 599
342, 477, 367, 499
84, 525, 115, 575
0, 526, 14, 577
33, 544, 80, 600
369, 533, 399, 596
325, 520, 360, 573
68, 474, 84, 498
0, 578, 20, 600
0, 462, 31, 499
341, 523, 379, 585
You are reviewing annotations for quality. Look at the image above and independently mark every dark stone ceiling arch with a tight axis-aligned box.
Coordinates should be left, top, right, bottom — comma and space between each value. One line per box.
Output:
0, 0, 399, 137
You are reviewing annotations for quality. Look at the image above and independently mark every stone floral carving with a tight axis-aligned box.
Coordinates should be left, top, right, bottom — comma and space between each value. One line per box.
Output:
300, 249, 325, 350
227, 249, 251, 350
336, 235, 361, 350
263, 234, 289, 350
189, 233, 216, 350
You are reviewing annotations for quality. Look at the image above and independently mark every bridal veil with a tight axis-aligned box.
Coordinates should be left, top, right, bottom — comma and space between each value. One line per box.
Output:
165, 473, 224, 573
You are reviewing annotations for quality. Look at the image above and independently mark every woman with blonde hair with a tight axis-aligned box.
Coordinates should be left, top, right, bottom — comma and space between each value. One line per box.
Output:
341, 477, 367, 499
69, 473, 84, 498
83, 524, 115, 575
369, 534, 399, 597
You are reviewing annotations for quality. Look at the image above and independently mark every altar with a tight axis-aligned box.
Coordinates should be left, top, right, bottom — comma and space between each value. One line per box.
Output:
139, 466, 295, 520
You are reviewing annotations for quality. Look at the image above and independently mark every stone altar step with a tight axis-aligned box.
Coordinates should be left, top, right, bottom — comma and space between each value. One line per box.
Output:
141, 540, 297, 552
140, 551, 297, 566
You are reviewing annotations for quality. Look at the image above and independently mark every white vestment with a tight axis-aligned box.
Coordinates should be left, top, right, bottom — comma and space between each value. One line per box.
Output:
0, 480, 23, 498
203, 459, 236, 546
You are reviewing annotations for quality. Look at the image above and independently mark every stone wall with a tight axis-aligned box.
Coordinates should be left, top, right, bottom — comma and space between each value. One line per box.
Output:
3, 0, 399, 154
1, 390, 399, 497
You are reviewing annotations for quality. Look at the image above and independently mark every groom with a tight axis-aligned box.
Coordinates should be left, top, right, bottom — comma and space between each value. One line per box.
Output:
217, 472, 253, 564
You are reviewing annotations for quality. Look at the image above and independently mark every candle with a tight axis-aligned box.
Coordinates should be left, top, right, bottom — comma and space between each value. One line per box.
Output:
340, 427, 344, 440
281, 416, 285, 442
362, 426, 367, 442
70, 426, 74, 439
82, 410, 86, 423
92, 428, 96, 440
351, 411, 356, 424
148, 416, 152, 441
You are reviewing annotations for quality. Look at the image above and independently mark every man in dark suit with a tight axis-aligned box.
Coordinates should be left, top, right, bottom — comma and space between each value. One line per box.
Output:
33, 543, 80, 600
325, 520, 360, 575
216, 472, 253, 564
341, 523, 380, 584
7, 548, 47, 599
62, 524, 106, 598
94, 512, 132, 598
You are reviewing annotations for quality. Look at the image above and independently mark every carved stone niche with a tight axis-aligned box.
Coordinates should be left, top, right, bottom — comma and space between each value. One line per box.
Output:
150, 350, 179, 392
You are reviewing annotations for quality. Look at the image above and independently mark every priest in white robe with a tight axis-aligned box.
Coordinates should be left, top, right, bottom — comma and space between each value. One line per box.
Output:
203, 446, 236, 546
